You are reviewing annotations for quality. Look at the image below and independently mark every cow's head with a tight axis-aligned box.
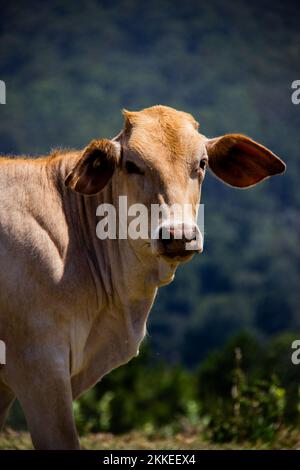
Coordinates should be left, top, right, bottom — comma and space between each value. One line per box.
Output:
65, 105, 286, 265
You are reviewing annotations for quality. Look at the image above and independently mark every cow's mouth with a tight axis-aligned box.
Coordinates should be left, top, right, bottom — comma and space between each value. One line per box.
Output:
160, 250, 199, 263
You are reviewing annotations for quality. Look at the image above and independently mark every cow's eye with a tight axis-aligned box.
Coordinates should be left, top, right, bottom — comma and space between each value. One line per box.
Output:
199, 158, 208, 171
125, 160, 144, 175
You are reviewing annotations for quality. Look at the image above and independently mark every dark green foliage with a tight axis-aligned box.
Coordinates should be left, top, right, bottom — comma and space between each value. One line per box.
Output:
204, 373, 286, 443
197, 332, 300, 442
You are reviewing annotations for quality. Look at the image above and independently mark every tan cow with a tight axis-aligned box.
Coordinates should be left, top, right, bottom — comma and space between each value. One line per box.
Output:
0, 105, 285, 449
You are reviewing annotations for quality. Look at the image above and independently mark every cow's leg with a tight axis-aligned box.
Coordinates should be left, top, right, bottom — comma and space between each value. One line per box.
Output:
10, 357, 80, 450
0, 382, 15, 430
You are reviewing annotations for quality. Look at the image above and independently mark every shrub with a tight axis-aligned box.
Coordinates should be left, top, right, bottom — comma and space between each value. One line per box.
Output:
202, 347, 286, 443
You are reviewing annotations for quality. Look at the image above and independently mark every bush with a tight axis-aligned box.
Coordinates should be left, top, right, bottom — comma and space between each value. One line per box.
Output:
196, 331, 300, 438
202, 347, 286, 443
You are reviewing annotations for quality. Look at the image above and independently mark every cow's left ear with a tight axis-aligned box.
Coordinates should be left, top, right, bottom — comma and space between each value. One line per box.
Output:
205, 134, 286, 188
65, 139, 121, 195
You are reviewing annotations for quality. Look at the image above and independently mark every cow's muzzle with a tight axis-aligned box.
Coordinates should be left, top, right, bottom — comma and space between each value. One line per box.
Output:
153, 222, 203, 261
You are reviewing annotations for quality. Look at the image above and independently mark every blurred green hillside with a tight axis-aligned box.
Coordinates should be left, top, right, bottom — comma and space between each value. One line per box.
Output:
0, 0, 299, 366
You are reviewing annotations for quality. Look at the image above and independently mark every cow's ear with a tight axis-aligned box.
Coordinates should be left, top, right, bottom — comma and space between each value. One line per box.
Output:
205, 134, 286, 188
65, 139, 120, 195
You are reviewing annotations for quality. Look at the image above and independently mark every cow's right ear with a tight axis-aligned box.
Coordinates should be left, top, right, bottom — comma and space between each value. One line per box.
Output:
205, 134, 286, 188
65, 139, 120, 195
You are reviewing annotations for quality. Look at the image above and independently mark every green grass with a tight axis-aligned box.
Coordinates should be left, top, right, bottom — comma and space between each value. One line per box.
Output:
0, 428, 299, 450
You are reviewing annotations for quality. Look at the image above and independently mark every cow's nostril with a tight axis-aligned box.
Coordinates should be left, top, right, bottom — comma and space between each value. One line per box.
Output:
190, 231, 198, 241
182, 225, 198, 242
159, 226, 174, 241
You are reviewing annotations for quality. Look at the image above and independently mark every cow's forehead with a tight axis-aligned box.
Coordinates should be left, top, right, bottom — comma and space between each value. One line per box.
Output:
123, 105, 203, 163
123, 105, 199, 128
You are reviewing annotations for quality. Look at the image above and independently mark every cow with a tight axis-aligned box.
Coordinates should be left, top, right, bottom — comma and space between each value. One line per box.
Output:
0, 105, 285, 449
